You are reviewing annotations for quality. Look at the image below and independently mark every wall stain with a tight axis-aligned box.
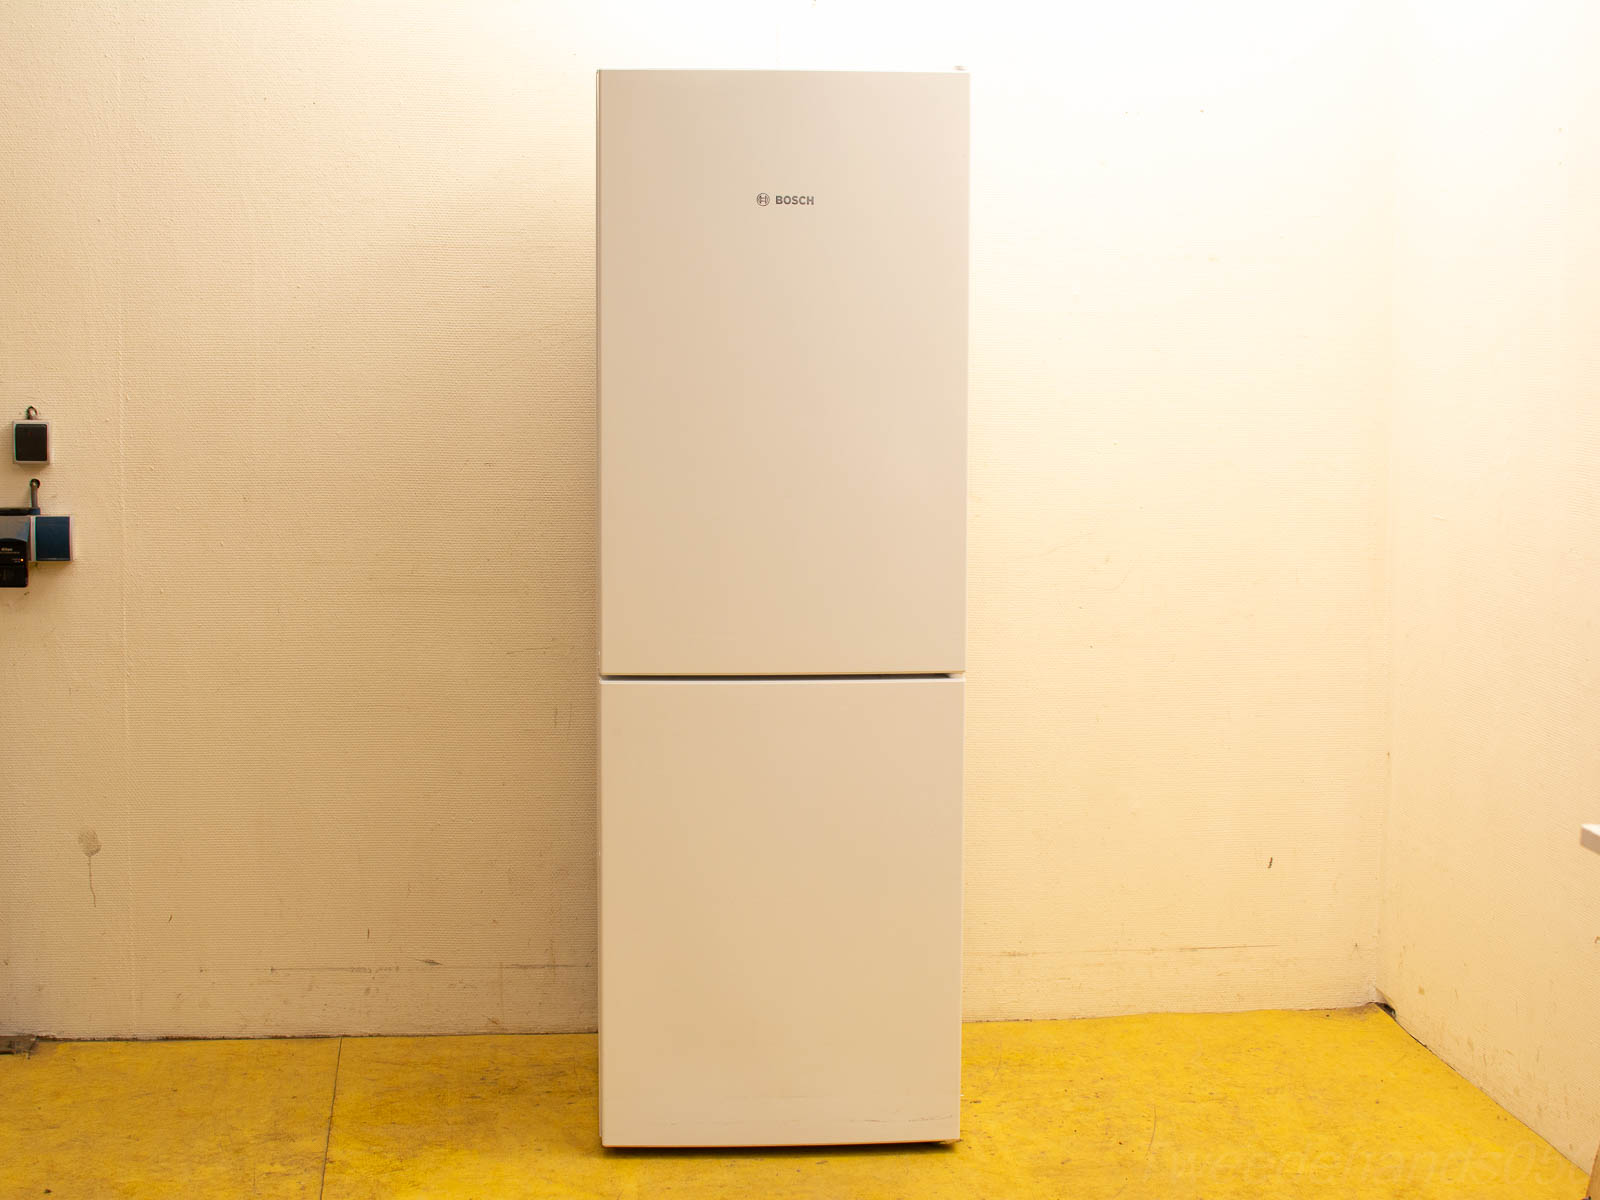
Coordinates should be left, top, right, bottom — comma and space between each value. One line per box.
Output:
76, 828, 101, 906
988, 945, 1278, 958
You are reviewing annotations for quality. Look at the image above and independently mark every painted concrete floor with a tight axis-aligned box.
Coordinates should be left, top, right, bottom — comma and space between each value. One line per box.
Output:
0, 1006, 1584, 1199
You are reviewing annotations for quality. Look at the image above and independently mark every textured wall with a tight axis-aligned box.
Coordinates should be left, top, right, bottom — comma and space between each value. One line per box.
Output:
2, 1, 601, 1035
959, 4, 1391, 1018
2, 0, 1388, 1038
1382, 0, 1600, 1166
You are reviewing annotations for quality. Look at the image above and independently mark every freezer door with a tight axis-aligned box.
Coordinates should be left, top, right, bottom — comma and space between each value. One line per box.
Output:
599, 677, 964, 1146
597, 71, 968, 676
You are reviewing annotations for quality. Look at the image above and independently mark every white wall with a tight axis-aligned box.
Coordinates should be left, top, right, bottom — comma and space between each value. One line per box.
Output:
1382, 0, 1600, 1166
960, 2, 1391, 1019
3, 1, 1390, 1038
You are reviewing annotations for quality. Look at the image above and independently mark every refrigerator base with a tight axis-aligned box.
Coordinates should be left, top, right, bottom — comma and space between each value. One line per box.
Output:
600, 1117, 959, 1150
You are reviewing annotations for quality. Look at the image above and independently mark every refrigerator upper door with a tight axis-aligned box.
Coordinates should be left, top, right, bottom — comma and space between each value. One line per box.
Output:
599, 677, 964, 1147
598, 71, 968, 676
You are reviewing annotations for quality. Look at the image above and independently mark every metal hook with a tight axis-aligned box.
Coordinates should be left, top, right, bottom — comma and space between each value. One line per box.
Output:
0, 479, 41, 516
24, 406, 38, 420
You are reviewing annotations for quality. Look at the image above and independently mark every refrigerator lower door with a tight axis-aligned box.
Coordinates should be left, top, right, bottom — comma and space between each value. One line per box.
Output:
599, 677, 964, 1147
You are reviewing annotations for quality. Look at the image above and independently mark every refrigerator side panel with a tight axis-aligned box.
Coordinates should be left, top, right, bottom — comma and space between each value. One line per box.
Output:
597, 71, 968, 676
599, 677, 964, 1147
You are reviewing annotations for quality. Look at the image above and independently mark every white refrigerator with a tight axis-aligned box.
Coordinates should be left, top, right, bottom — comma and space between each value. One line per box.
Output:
596, 70, 968, 1148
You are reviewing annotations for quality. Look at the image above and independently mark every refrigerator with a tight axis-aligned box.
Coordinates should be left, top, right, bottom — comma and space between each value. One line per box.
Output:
596, 70, 968, 1148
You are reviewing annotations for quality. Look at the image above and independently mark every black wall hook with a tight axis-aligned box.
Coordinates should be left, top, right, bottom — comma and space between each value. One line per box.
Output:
0, 479, 41, 517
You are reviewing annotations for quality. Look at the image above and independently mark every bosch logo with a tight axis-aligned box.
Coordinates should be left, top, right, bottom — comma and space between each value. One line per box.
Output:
756, 193, 769, 206
756, 193, 814, 207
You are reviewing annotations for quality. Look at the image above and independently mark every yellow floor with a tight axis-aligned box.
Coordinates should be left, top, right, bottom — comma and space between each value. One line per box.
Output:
0, 1007, 1584, 1199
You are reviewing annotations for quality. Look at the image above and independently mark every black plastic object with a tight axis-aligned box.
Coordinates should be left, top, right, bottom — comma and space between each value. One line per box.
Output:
0, 538, 26, 587
32, 515, 70, 562
12, 421, 47, 465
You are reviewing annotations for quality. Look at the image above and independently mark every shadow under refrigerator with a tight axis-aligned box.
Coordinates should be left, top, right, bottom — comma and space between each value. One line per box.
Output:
596, 69, 969, 1148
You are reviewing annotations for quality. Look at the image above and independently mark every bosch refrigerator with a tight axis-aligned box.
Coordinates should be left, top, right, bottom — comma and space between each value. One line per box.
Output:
597, 70, 968, 1147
